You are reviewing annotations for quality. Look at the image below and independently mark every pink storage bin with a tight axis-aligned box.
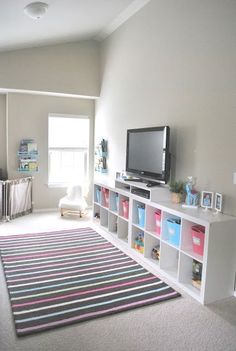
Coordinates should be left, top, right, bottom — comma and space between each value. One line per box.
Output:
122, 200, 129, 219
102, 187, 109, 207
154, 210, 162, 236
191, 225, 205, 256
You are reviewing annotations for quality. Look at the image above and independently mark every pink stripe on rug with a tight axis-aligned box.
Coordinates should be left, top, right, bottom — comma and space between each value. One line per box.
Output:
0, 232, 101, 248
0, 228, 92, 241
5, 252, 125, 273
8, 260, 135, 282
3, 244, 113, 261
16, 291, 179, 334
12, 276, 157, 308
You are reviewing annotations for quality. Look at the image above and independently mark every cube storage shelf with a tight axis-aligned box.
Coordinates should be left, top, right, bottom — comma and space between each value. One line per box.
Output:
93, 178, 236, 304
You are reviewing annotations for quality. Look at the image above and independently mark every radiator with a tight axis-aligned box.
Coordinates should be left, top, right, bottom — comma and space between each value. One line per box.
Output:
0, 177, 33, 221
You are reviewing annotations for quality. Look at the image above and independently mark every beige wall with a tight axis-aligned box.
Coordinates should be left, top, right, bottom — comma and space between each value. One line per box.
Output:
96, 0, 236, 216
0, 94, 7, 179
7, 93, 94, 209
0, 40, 100, 97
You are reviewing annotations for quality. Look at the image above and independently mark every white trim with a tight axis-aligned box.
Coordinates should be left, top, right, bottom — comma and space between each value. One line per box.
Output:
0, 88, 99, 100
96, 0, 150, 40
34, 206, 92, 213
48, 113, 89, 120
33, 208, 58, 213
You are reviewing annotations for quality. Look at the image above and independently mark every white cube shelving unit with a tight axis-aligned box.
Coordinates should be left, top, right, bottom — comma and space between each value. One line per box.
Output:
93, 178, 236, 304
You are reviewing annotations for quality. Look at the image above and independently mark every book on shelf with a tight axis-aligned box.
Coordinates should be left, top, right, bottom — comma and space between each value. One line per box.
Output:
27, 143, 38, 153
19, 139, 38, 154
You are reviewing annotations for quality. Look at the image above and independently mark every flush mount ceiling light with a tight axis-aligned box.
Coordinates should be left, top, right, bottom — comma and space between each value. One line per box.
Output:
24, 2, 49, 20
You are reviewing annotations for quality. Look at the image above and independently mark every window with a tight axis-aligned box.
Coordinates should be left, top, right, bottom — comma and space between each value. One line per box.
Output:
48, 115, 89, 186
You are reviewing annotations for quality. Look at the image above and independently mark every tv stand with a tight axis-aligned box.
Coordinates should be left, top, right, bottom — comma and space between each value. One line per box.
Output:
93, 177, 236, 304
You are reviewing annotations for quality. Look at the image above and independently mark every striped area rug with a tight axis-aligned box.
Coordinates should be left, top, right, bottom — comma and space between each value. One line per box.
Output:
0, 227, 180, 336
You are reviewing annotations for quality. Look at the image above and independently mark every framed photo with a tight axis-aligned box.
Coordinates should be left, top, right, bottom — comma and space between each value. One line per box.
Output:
214, 193, 223, 212
201, 191, 214, 209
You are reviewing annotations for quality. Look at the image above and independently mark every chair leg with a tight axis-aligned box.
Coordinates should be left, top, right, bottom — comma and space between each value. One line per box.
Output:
60, 208, 64, 217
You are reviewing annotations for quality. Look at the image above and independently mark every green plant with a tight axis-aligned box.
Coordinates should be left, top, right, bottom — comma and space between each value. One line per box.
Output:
169, 180, 185, 193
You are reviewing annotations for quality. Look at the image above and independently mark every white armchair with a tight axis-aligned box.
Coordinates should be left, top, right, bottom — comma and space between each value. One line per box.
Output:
59, 184, 88, 218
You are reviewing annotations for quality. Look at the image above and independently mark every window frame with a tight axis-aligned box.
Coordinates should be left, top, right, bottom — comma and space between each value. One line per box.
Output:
48, 114, 90, 188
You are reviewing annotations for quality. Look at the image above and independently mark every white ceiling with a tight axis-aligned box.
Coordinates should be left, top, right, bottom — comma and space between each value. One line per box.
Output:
0, 0, 150, 52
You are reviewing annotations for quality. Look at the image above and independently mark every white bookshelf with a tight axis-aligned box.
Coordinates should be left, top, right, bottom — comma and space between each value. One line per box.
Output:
93, 178, 236, 304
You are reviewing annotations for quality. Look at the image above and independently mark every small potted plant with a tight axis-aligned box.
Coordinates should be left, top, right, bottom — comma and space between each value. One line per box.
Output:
169, 180, 185, 204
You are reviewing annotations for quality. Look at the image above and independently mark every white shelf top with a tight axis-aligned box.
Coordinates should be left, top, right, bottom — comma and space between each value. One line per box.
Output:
157, 201, 236, 225
94, 177, 236, 226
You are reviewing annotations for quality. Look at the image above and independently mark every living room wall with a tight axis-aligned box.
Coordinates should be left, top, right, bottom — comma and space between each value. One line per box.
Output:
95, 0, 236, 216
0, 40, 100, 97
0, 39, 100, 209
7, 93, 94, 209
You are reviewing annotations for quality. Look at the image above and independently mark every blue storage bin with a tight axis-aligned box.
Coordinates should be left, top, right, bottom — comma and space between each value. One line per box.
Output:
166, 218, 181, 246
115, 194, 119, 211
137, 205, 145, 227
96, 189, 101, 203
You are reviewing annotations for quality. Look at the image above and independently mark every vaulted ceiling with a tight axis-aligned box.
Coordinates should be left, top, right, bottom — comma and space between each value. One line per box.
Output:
0, 0, 150, 52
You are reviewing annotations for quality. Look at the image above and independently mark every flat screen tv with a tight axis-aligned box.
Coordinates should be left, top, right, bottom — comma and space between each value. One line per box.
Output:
126, 126, 170, 184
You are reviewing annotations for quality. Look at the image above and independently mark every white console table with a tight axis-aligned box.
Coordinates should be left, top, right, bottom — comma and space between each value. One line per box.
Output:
93, 177, 236, 304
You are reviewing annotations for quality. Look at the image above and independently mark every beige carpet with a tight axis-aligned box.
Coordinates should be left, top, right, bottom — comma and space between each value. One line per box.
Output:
0, 212, 236, 351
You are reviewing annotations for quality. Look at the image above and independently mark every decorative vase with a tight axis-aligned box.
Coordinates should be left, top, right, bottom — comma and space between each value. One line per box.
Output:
171, 192, 182, 204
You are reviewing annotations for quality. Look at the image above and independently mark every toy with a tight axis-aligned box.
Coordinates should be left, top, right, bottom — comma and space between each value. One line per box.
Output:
151, 245, 160, 260
192, 259, 202, 289
183, 176, 199, 208
134, 232, 144, 253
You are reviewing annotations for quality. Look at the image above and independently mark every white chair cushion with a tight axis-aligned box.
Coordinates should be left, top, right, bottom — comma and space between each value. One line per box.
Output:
58, 184, 88, 213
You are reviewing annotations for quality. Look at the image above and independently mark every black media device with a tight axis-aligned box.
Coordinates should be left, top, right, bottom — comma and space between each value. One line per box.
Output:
131, 188, 150, 199
126, 126, 171, 185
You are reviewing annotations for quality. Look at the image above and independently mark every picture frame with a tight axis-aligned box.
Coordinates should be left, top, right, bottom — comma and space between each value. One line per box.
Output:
214, 193, 223, 212
201, 191, 214, 209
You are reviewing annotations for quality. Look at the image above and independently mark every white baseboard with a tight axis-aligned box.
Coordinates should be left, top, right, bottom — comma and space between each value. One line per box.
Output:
33, 208, 58, 213
33, 206, 92, 213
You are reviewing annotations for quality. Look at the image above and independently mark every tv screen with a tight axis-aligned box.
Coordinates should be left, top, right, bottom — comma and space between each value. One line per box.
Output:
126, 126, 170, 184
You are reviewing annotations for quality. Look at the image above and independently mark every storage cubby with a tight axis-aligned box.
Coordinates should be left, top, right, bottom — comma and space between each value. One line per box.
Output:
93, 203, 101, 222
178, 253, 202, 298
119, 195, 129, 219
117, 217, 128, 243
109, 191, 119, 213
94, 185, 101, 204
146, 205, 162, 237
115, 181, 131, 193
161, 212, 181, 248
132, 200, 146, 228
100, 207, 108, 228
160, 242, 179, 280
181, 219, 206, 261
108, 212, 118, 234
131, 226, 144, 254
93, 179, 236, 304
144, 233, 160, 266
101, 187, 109, 208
